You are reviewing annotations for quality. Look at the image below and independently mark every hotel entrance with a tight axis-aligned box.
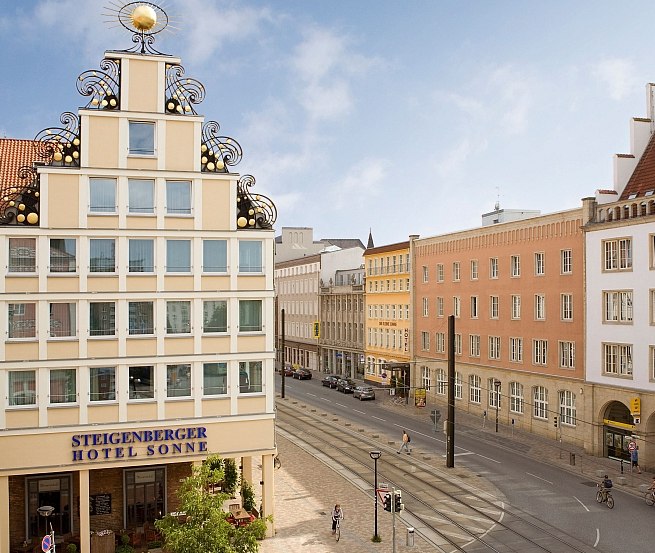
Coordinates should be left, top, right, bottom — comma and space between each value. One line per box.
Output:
124, 467, 166, 528
26, 474, 72, 539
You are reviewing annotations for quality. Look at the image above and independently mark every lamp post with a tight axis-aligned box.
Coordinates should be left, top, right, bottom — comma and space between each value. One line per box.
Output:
37, 505, 56, 552
369, 450, 382, 541
494, 379, 501, 433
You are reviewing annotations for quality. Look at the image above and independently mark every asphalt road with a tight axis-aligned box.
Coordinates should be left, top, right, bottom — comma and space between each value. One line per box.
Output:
278, 375, 655, 553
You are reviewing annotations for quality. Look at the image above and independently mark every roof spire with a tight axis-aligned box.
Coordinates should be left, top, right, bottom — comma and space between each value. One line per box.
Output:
366, 228, 374, 249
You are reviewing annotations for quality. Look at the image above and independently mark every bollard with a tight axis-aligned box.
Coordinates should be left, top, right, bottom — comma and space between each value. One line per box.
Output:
406, 527, 415, 546
569, 453, 575, 466
620, 459, 624, 474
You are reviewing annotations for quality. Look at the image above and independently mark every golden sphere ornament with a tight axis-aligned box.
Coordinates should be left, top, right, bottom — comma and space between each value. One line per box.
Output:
131, 5, 157, 31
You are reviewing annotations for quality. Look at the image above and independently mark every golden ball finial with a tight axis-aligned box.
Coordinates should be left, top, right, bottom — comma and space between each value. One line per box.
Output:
131, 5, 157, 31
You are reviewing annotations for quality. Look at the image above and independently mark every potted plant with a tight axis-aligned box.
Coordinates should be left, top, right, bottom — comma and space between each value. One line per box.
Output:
65, 544, 78, 553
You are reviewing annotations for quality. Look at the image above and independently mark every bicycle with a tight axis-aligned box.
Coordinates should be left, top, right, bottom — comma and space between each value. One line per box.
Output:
334, 517, 341, 542
645, 489, 655, 506
596, 484, 614, 509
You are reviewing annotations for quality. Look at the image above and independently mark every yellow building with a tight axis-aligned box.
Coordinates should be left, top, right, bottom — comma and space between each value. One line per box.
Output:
0, 12, 277, 553
363, 241, 412, 386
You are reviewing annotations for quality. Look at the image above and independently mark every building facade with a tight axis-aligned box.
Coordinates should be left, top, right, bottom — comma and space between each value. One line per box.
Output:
0, 24, 277, 553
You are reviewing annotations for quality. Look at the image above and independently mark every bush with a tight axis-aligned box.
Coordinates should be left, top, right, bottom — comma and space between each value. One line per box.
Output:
241, 479, 256, 513
115, 533, 134, 553
65, 544, 78, 553
223, 458, 239, 496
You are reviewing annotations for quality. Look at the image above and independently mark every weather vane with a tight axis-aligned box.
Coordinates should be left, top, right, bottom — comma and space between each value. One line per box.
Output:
103, 1, 177, 55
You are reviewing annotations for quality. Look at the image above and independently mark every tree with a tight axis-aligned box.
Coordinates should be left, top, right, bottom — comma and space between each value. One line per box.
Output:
155, 455, 267, 553
223, 458, 239, 496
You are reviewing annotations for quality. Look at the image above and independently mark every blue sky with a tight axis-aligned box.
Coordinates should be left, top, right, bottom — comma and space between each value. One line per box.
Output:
1, 1, 653, 245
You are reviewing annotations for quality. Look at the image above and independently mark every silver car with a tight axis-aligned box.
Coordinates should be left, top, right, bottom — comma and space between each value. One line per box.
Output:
353, 385, 375, 400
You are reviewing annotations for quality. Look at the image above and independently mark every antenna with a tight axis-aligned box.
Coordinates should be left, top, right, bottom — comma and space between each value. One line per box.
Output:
495, 187, 500, 211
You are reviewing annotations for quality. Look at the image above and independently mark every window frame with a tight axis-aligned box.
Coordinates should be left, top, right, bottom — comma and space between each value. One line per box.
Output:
239, 240, 263, 273
89, 177, 117, 214
127, 178, 155, 214
239, 299, 263, 332
534, 252, 545, 276
510, 255, 520, 277
561, 249, 572, 274
8, 237, 36, 273
49, 238, 77, 273
128, 120, 156, 156
166, 180, 192, 215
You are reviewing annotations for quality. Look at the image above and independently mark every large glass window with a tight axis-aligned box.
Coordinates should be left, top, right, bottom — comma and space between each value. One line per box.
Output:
89, 367, 115, 401
167, 364, 191, 397
559, 390, 577, 426
203, 362, 227, 396
166, 181, 191, 215
8, 370, 36, 406
8, 302, 36, 339
166, 240, 191, 272
89, 302, 116, 336
509, 382, 524, 414
239, 241, 262, 272
129, 302, 154, 335
129, 239, 154, 272
436, 368, 446, 395
128, 179, 154, 214
89, 177, 116, 213
203, 240, 228, 272
603, 343, 633, 375
603, 291, 632, 323
533, 385, 548, 419
89, 239, 115, 272
469, 374, 481, 404
239, 361, 262, 393
50, 239, 76, 272
166, 301, 191, 334
203, 301, 227, 333
50, 369, 76, 404
8, 237, 36, 273
129, 121, 155, 155
124, 468, 165, 529
604, 238, 632, 271
50, 303, 76, 338
129, 366, 154, 399
239, 300, 262, 332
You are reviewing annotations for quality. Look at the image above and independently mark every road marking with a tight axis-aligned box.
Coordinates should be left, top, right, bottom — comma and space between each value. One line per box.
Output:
372, 416, 386, 421
594, 528, 600, 547
335, 402, 348, 408
573, 496, 589, 512
475, 453, 501, 464
320, 398, 330, 402
526, 472, 553, 485
306, 393, 317, 397
440, 452, 475, 457
353, 409, 366, 414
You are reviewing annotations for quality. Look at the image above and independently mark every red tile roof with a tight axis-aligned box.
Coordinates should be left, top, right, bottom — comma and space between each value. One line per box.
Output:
620, 132, 655, 200
0, 138, 39, 220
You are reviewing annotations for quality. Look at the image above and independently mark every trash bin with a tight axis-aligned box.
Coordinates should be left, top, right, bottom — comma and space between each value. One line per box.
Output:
569, 453, 575, 466
406, 527, 415, 546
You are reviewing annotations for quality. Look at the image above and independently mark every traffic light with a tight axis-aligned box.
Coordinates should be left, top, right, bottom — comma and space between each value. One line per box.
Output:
394, 490, 403, 512
553, 415, 558, 428
383, 492, 392, 512
313, 321, 320, 339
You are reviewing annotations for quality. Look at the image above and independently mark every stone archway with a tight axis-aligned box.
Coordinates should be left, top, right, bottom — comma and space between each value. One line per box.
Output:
601, 400, 633, 461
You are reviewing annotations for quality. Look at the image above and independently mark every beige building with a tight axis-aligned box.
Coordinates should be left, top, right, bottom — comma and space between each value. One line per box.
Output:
0, 21, 277, 553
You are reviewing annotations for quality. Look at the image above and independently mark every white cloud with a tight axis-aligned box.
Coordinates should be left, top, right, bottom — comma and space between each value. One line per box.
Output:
328, 158, 389, 208
489, 66, 534, 135
592, 57, 637, 101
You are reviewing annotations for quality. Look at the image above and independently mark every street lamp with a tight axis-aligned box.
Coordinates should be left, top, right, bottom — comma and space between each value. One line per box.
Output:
494, 379, 501, 433
369, 450, 382, 541
37, 505, 56, 553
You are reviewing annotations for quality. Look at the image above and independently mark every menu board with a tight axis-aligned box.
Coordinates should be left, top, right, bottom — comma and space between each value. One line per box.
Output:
90, 494, 112, 515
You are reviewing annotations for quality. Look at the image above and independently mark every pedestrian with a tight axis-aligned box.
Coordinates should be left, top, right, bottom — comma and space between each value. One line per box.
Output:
397, 430, 411, 455
630, 442, 642, 474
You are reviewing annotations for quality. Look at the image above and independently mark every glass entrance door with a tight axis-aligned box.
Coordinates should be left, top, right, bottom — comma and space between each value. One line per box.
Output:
604, 426, 630, 460
124, 468, 165, 528
26, 475, 72, 539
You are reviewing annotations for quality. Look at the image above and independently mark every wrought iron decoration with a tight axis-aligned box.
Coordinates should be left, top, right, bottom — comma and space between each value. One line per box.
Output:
77, 58, 121, 110
0, 166, 40, 226
165, 64, 205, 115
200, 121, 243, 172
104, 1, 172, 55
236, 175, 277, 230
33, 112, 81, 167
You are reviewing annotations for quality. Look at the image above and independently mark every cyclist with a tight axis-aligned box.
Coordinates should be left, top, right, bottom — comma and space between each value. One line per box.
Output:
331, 503, 344, 535
599, 474, 613, 500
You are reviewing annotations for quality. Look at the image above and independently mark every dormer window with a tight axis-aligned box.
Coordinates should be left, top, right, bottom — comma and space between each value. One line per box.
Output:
129, 121, 155, 155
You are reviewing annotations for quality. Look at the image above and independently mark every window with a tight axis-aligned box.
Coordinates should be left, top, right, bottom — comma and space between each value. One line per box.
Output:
489, 257, 498, 278
510, 255, 520, 277
436, 332, 445, 353
436, 263, 444, 282
239, 300, 262, 332
129, 301, 154, 335
166, 180, 191, 215
422, 366, 432, 390
469, 375, 481, 404
561, 249, 572, 274
510, 337, 523, 362
511, 295, 521, 320
469, 334, 480, 357
50, 303, 76, 337
50, 239, 76, 272
603, 291, 633, 323
239, 241, 263, 272
469, 296, 479, 319
561, 294, 573, 321
129, 121, 155, 155
203, 300, 227, 333
239, 361, 263, 393
167, 364, 191, 397
603, 238, 632, 271
454, 372, 462, 399
510, 382, 524, 414
204, 362, 227, 395
488, 379, 501, 408
454, 333, 462, 355
651, 346, 655, 380
129, 365, 154, 399
203, 240, 227, 272
129, 239, 154, 272
533, 386, 548, 419
422, 297, 429, 317
167, 301, 191, 334
559, 390, 576, 426
453, 296, 461, 318
603, 343, 633, 375
452, 262, 461, 281
50, 369, 76, 404
421, 331, 430, 351
559, 341, 575, 369
89, 177, 116, 213
470, 259, 478, 280
8, 237, 36, 272
8, 370, 36, 406
534, 252, 545, 276
8, 302, 36, 338
422, 266, 428, 283
533, 339, 548, 365
89, 367, 116, 401
89, 239, 115, 272
89, 302, 115, 336
437, 297, 444, 317
435, 368, 446, 395
534, 294, 545, 320
128, 178, 154, 213
652, 290, 655, 324
490, 296, 499, 319
488, 336, 501, 360
166, 240, 191, 272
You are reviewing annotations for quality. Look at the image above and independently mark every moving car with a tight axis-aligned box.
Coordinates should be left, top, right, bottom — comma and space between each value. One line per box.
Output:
292, 368, 312, 380
336, 378, 357, 393
352, 385, 375, 400
321, 375, 340, 388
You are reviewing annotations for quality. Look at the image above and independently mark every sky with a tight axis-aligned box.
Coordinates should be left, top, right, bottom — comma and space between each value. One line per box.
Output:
1, 1, 654, 245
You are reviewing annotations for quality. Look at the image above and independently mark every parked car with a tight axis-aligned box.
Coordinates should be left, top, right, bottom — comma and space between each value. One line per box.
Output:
353, 385, 375, 400
321, 375, 340, 388
336, 378, 357, 393
293, 368, 312, 380
280, 366, 295, 377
